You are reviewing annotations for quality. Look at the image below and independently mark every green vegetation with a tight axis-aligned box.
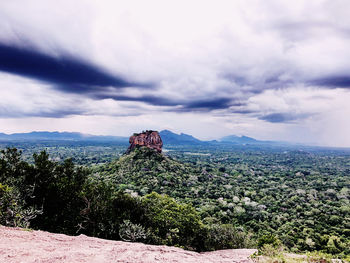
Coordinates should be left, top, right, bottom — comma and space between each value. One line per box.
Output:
96, 146, 350, 258
0, 183, 37, 228
251, 246, 339, 263
0, 141, 127, 165
0, 143, 349, 259
0, 147, 252, 251
0, 148, 88, 233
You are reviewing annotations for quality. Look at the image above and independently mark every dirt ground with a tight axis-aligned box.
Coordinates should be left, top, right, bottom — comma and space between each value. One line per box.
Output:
0, 226, 257, 263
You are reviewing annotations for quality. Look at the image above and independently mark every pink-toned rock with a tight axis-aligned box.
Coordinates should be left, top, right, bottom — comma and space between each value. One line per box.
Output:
0, 226, 257, 263
127, 130, 163, 153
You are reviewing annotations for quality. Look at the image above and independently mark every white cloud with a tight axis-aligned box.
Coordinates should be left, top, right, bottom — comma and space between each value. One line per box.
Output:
0, 0, 350, 146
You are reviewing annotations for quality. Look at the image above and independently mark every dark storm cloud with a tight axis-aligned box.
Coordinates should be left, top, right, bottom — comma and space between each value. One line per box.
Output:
259, 113, 294, 123
32, 109, 86, 118
162, 97, 248, 113
0, 107, 85, 118
221, 71, 296, 95
95, 94, 241, 112
310, 75, 350, 88
0, 41, 246, 113
185, 98, 234, 110
229, 109, 256, 114
258, 113, 311, 123
0, 42, 147, 91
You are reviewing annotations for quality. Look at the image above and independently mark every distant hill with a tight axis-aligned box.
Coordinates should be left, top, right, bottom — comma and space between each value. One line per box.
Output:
0, 130, 285, 146
0, 131, 128, 142
219, 135, 258, 144
159, 130, 203, 145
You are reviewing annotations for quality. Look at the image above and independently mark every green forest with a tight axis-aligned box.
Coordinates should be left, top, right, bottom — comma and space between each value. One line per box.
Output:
0, 143, 349, 261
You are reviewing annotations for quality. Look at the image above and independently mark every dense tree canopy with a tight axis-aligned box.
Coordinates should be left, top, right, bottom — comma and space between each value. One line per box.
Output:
0, 144, 349, 259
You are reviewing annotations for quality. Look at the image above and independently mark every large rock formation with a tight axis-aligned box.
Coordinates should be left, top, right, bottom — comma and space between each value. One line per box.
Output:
127, 130, 163, 153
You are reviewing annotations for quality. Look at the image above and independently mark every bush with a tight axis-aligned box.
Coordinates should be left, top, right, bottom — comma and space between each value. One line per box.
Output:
79, 184, 146, 240
307, 251, 332, 263
0, 183, 39, 228
258, 234, 281, 248
28, 154, 89, 234
258, 244, 284, 257
141, 192, 203, 249
119, 220, 149, 242
205, 224, 253, 250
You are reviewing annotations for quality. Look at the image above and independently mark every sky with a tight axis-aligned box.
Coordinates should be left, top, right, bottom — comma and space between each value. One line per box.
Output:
0, 0, 350, 147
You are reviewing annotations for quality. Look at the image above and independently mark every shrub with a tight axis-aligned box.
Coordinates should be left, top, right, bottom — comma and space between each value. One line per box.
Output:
258, 234, 281, 248
205, 224, 253, 250
0, 183, 39, 228
119, 220, 149, 242
141, 192, 203, 249
307, 251, 332, 263
258, 243, 284, 257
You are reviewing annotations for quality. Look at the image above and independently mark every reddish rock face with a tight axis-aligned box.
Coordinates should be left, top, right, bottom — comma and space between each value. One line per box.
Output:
127, 130, 163, 153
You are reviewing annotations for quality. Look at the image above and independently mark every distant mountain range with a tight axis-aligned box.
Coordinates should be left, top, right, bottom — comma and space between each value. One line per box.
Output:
159, 130, 202, 145
0, 130, 279, 146
160, 130, 273, 145
219, 135, 258, 144
0, 131, 128, 142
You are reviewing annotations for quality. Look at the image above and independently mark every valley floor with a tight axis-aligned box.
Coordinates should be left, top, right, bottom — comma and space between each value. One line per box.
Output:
0, 226, 256, 263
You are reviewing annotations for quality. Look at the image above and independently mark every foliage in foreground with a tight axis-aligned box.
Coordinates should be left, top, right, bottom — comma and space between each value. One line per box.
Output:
0, 148, 252, 251
253, 245, 348, 263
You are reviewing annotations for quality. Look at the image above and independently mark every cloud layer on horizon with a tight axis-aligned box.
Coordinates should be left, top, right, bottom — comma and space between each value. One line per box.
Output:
0, 0, 350, 146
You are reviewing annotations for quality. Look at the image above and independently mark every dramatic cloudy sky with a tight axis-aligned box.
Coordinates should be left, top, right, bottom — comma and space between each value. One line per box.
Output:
0, 0, 349, 146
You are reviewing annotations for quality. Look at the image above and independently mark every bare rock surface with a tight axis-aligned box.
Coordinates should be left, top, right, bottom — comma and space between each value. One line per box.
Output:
127, 130, 163, 153
0, 226, 257, 263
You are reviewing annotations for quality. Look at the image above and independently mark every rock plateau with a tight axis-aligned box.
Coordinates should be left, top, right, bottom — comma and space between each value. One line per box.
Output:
0, 226, 257, 263
127, 130, 163, 154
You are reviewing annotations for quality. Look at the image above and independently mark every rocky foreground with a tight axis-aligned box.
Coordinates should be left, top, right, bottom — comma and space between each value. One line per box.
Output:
0, 226, 256, 263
